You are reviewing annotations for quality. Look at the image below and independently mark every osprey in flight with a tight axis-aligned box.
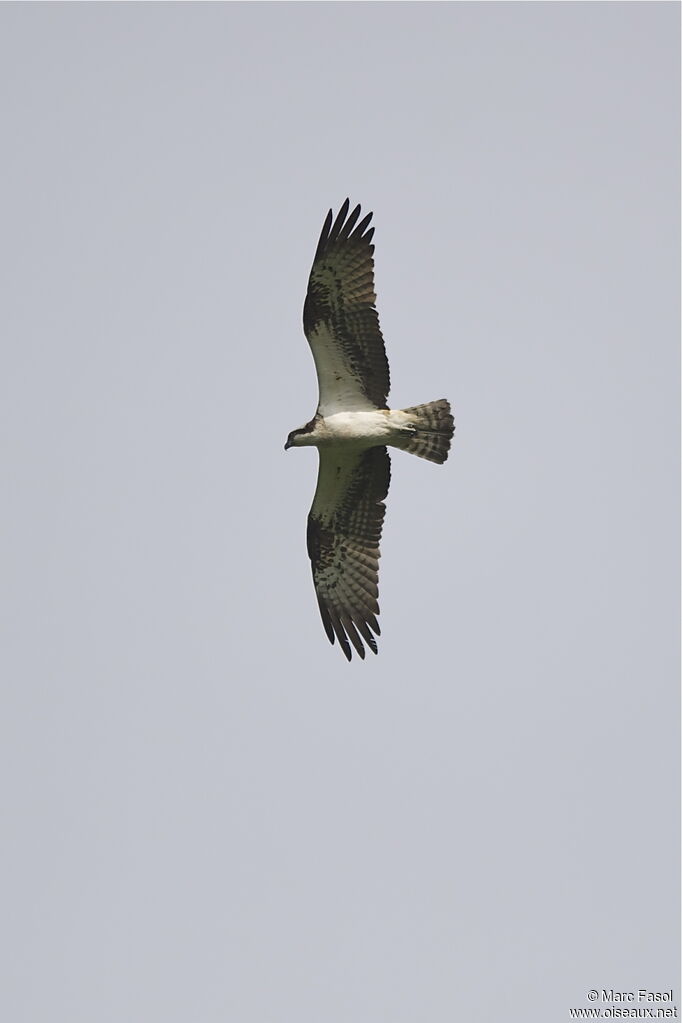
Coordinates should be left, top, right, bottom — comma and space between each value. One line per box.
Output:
285, 200, 454, 660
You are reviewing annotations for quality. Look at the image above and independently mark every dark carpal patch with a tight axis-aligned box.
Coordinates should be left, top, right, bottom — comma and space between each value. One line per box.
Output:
302, 284, 324, 337
306, 516, 333, 564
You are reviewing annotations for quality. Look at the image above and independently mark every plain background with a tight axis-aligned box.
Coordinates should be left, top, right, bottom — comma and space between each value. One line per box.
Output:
1, 3, 679, 1020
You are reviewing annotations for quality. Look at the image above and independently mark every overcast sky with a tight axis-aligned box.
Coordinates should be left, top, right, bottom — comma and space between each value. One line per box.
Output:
1, 3, 679, 1021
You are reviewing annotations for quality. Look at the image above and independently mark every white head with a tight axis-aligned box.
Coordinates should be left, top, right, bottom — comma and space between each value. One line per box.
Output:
284, 418, 318, 450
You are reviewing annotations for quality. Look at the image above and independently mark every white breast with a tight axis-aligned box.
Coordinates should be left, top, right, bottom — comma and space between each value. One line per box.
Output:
319, 410, 393, 445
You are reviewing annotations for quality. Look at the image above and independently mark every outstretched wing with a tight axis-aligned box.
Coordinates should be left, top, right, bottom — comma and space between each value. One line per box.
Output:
303, 199, 391, 416
306, 446, 391, 661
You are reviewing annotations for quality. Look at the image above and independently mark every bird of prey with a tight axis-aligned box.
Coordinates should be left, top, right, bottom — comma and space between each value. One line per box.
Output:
285, 200, 454, 660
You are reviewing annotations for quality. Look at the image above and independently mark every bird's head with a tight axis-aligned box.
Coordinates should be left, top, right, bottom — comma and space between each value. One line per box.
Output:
284, 419, 317, 451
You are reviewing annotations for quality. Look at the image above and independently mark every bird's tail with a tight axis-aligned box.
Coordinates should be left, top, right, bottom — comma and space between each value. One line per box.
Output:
397, 399, 455, 464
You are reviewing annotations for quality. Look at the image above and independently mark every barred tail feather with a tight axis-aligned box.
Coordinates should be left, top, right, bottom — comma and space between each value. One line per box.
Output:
399, 399, 455, 464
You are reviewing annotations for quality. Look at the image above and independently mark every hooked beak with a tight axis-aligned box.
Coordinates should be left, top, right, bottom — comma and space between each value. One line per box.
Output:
284, 440, 291, 451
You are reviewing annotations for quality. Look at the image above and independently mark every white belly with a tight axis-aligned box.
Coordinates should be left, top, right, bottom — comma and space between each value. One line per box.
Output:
319, 410, 395, 446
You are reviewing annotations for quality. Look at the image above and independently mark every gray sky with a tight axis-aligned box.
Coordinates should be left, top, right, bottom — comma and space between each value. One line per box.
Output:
1, 3, 679, 1020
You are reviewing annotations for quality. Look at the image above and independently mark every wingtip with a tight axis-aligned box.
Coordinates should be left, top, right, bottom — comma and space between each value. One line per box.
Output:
339, 197, 350, 220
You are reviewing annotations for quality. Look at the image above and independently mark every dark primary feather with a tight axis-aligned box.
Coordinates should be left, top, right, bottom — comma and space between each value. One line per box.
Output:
307, 446, 391, 661
303, 199, 391, 411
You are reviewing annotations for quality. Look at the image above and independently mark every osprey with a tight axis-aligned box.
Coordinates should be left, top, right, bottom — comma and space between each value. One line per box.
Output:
285, 200, 454, 660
